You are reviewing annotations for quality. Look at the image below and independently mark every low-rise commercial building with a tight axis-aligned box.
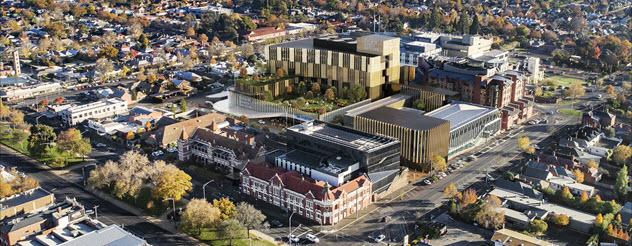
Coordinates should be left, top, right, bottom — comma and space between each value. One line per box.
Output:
425, 102, 501, 157
60, 99, 128, 126
353, 106, 450, 169
491, 228, 555, 246
0, 188, 54, 221
0, 82, 62, 102
240, 162, 372, 225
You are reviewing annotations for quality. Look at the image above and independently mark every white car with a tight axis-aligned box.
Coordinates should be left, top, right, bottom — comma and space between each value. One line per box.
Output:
95, 143, 107, 148
289, 234, 300, 243
423, 179, 432, 185
151, 150, 164, 157
372, 234, 386, 242
166, 147, 177, 153
258, 120, 266, 124
305, 233, 319, 243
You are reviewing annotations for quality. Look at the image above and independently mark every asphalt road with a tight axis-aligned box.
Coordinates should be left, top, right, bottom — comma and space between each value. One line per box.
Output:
0, 146, 199, 246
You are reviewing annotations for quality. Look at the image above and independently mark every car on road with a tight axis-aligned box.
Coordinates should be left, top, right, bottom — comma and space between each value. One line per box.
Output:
423, 179, 432, 185
269, 220, 283, 228
438, 172, 447, 178
151, 150, 164, 157
305, 233, 319, 243
258, 120, 266, 125
166, 147, 177, 153
370, 234, 386, 242
380, 216, 392, 222
289, 234, 300, 243
95, 143, 107, 148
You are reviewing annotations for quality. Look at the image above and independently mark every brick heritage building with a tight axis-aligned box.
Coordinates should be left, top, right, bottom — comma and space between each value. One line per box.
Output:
240, 163, 372, 225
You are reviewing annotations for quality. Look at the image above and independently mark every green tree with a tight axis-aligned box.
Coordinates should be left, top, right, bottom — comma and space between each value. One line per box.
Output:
470, 14, 480, 34
456, 12, 470, 34
152, 165, 192, 201
219, 219, 247, 245
413, 99, 426, 110
179, 100, 187, 112
57, 128, 91, 158
28, 124, 56, 155
614, 165, 629, 198
213, 197, 236, 220
349, 84, 367, 102
528, 219, 548, 235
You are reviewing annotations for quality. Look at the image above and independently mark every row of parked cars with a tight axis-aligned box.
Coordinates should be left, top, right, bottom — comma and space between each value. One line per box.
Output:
421, 161, 466, 185
288, 233, 319, 244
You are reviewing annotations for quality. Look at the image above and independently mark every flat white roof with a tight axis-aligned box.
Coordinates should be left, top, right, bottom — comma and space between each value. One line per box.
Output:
425, 102, 498, 130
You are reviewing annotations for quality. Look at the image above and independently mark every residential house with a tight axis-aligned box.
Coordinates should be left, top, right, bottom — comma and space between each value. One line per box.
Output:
582, 109, 616, 129
146, 113, 228, 148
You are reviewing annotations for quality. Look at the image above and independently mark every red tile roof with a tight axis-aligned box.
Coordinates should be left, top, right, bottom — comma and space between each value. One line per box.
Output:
243, 163, 370, 201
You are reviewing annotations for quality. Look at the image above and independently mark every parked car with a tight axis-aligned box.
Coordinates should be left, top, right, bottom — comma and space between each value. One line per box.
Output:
95, 143, 107, 148
166, 147, 177, 153
371, 234, 386, 242
151, 150, 164, 157
305, 233, 319, 243
423, 179, 432, 185
269, 220, 283, 228
289, 234, 300, 243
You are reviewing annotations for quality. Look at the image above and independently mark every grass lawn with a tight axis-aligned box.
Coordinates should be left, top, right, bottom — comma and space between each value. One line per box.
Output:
199, 229, 277, 246
559, 109, 582, 117
547, 75, 584, 87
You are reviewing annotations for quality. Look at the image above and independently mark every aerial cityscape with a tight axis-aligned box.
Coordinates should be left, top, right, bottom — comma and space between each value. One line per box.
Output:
0, 0, 630, 245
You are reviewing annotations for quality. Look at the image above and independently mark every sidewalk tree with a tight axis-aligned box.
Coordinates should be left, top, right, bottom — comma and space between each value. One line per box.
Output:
606, 85, 616, 97
213, 197, 236, 221
460, 188, 477, 207
180, 199, 221, 235
57, 128, 91, 158
443, 183, 458, 198
234, 202, 266, 238
517, 135, 531, 152
431, 155, 447, 172
152, 165, 192, 201
614, 165, 629, 198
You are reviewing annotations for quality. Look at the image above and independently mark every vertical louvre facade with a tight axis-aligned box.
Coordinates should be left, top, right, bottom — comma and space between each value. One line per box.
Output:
265, 34, 400, 99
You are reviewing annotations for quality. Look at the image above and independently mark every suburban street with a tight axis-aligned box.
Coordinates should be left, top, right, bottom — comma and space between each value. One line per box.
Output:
0, 145, 199, 246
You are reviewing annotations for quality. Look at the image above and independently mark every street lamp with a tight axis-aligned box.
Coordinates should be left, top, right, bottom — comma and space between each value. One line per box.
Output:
93, 205, 99, 219
164, 198, 176, 225
288, 211, 295, 244
202, 180, 214, 201
82, 163, 97, 186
